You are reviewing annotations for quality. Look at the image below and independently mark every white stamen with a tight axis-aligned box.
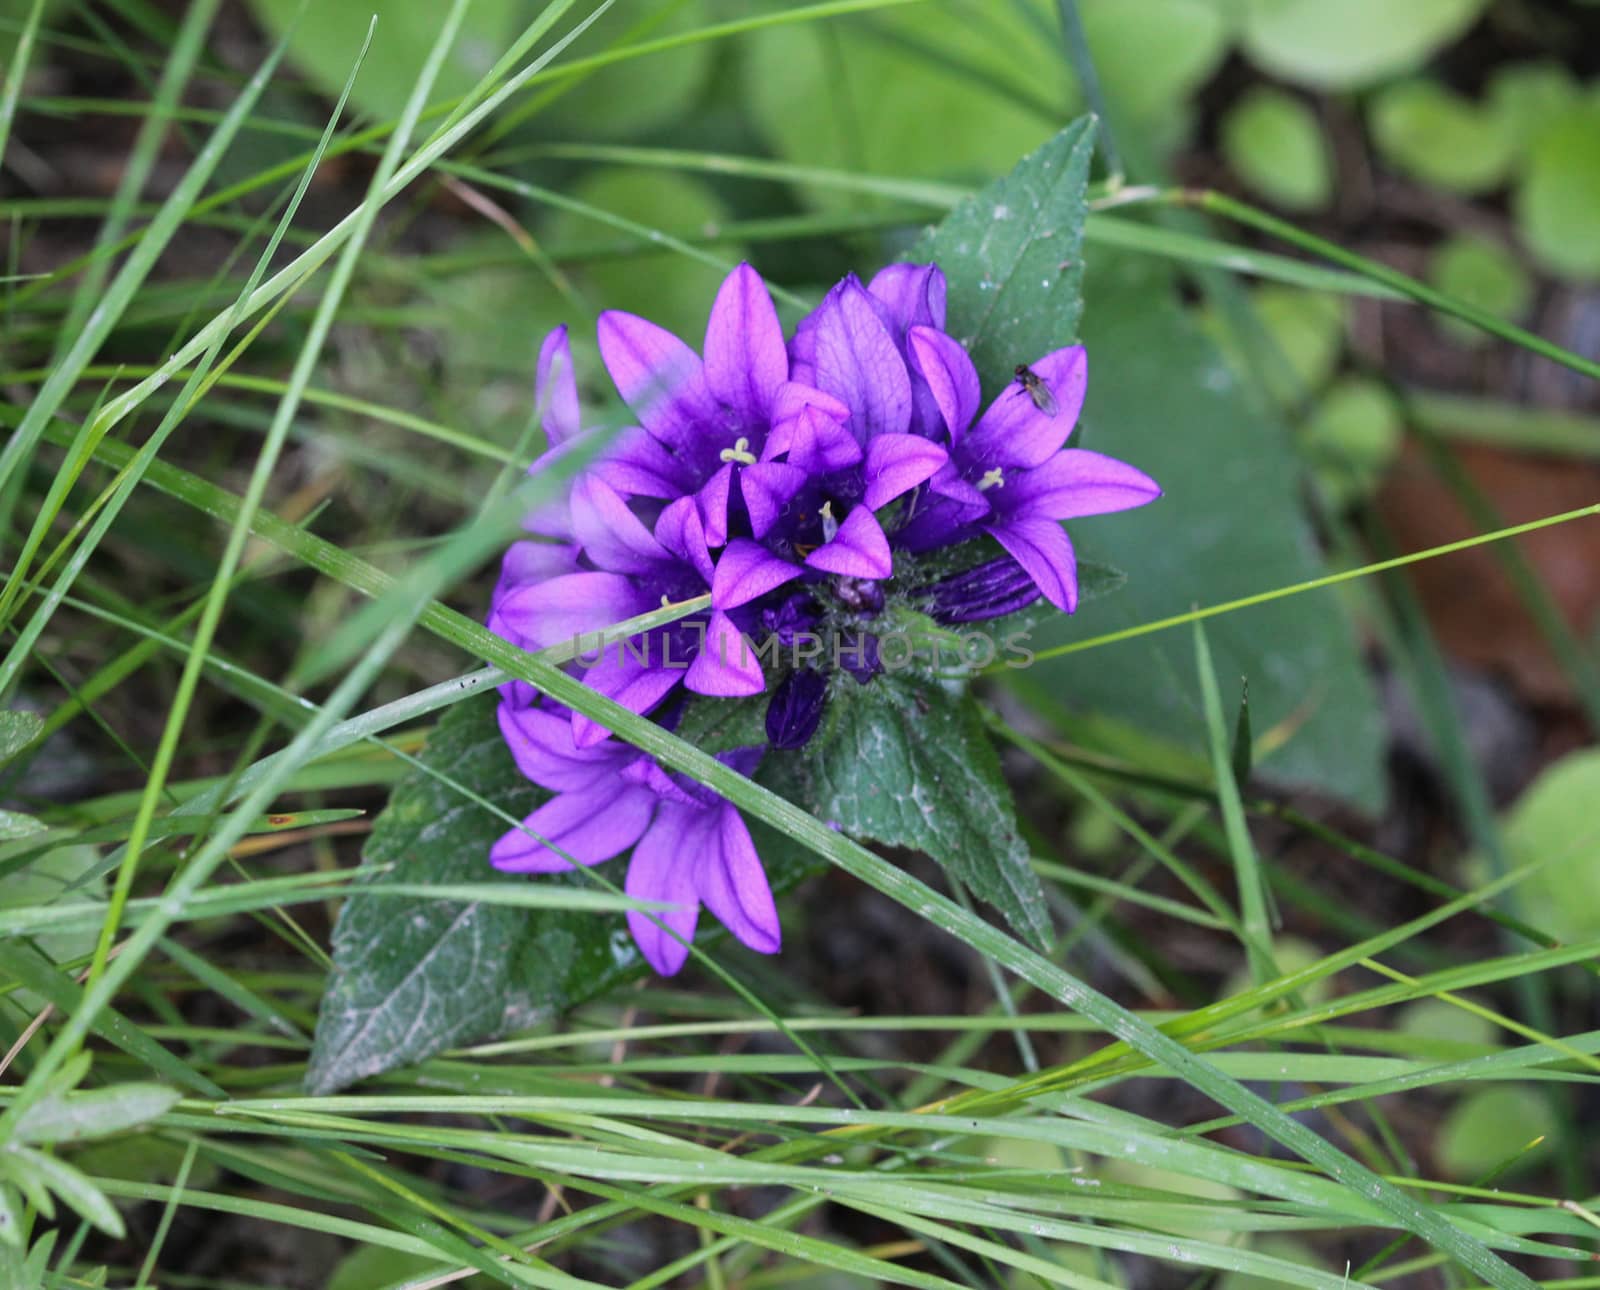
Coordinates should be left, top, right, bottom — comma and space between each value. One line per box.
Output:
719, 435, 757, 466
978, 467, 1006, 491
819, 500, 839, 543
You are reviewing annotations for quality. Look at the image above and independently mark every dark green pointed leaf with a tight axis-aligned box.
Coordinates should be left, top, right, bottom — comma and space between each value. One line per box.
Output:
307, 695, 823, 1092
803, 675, 1049, 948
1231, 679, 1254, 792
1019, 252, 1386, 808
672, 694, 771, 757
307, 695, 630, 1093
912, 117, 1097, 399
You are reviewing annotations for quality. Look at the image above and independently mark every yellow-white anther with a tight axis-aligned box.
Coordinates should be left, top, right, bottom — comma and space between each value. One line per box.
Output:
978, 467, 1006, 491
719, 436, 757, 466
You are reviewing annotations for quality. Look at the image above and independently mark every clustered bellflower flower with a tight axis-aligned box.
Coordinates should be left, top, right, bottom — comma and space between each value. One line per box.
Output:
488, 261, 1161, 975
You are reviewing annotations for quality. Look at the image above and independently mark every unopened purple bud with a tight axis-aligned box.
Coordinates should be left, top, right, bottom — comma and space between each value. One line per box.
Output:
833, 575, 885, 616
836, 631, 880, 685
765, 668, 828, 749
919, 557, 1042, 624
761, 592, 821, 648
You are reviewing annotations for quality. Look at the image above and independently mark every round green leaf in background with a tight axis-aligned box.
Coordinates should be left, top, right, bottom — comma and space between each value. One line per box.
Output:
743, 2, 1071, 212
1205, 286, 1347, 407
1220, 86, 1333, 210
1302, 376, 1402, 503
1369, 80, 1513, 195
1436, 1087, 1557, 1180
1241, 0, 1488, 90
551, 167, 742, 342
533, 1, 713, 139
246, 0, 522, 122
1486, 61, 1581, 163
1515, 100, 1600, 281
1427, 234, 1534, 345
1497, 748, 1600, 943
1079, 0, 1232, 125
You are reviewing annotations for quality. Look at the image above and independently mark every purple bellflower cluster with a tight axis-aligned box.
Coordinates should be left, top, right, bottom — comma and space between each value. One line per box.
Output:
488, 262, 1160, 974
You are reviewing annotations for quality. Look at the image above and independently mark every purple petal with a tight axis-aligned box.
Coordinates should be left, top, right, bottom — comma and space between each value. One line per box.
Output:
493, 540, 578, 603
497, 702, 634, 792
863, 433, 949, 510
989, 516, 1079, 614
1001, 448, 1161, 522
805, 506, 892, 579
536, 326, 581, 446
739, 462, 807, 539
765, 382, 850, 459
808, 278, 912, 442
597, 310, 720, 449
490, 782, 656, 873
599, 425, 696, 499
656, 495, 714, 585
788, 404, 863, 473
966, 345, 1089, 469
686, 609, 765, 696
703, 262, 787, 424
712, 538, 801, 610
907, 326, 981, 440
571, 647, 685, 747
495, 572, 649, 649
625, 804, 705, 975
696, 462, 735, 550
696, 805, 781, 955
570, 475, 667, 574
867, 262, 947, 334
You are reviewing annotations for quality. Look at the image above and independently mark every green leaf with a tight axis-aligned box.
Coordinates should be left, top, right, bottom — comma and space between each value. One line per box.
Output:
307, 694, 626, 1093
1219, 87, 1332, 211
912, 116, 1098, 399
1486, 61, 1580, 162
1230, 678, 1253, 790
551, 167, 739, 340
1080, 0, 1231, 124
0, 844, 105, 1016
1437, 1087, 1557, 1180
534, 1, 713, 138
307, 694, 823, 1092
1023, 253, 1386, 808
1369, 80, 1512, 196
672, 695, 771, 757
1240, 0, 1488, 90
0, 709, 42, 764
803, 675, 1050, 949
743, 2, 1071, 215
245, 0, 522, 122
0, 810, 43, 841
1496, 748, 1600, 944
14, 1084, 181, 1145
9, 1148, 122, 1238
1203, 286, 1346, 407
1514, 100, 1600, 281
1427, 235, 1533, 345
0, 1182, 17, 1250
1302, 375, 1403, 503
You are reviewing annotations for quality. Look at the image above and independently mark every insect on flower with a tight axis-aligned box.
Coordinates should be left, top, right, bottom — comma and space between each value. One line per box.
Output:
1013, 362, 1059, 417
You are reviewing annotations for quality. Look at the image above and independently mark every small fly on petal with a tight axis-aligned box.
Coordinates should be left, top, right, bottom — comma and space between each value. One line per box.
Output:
1013, 363, 1059, 417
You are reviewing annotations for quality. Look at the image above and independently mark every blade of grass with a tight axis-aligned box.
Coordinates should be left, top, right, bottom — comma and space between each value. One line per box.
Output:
0, 8, 294, 616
